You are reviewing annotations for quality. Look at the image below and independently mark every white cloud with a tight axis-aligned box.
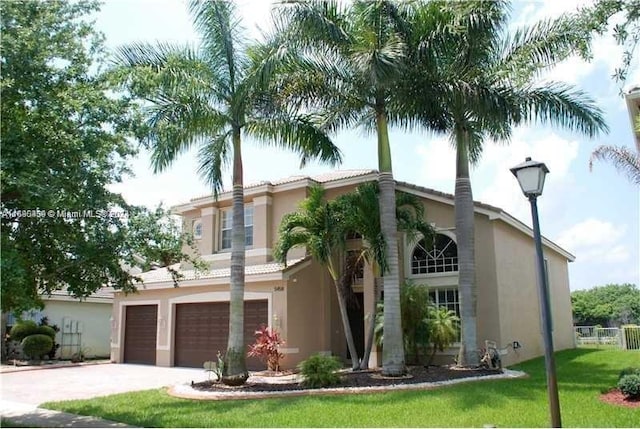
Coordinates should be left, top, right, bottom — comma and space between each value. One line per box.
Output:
473, 127, 580, 221
555, 218, 629, 263
415, 136, 456, 193
556, 218, 625, 249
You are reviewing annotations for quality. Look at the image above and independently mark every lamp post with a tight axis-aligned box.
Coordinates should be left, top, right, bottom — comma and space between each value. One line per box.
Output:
510, 157, 562, 428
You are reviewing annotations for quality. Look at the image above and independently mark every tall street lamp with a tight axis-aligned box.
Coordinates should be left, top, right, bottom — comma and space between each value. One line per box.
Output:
510, 157, 562, 428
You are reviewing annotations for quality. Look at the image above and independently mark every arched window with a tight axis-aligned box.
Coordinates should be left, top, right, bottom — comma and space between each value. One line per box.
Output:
193, 219, 203, 239
411, 234, 458, 274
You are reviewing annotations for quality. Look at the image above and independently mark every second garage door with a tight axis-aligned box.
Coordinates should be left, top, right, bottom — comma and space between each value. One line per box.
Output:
174, 300, 268, 369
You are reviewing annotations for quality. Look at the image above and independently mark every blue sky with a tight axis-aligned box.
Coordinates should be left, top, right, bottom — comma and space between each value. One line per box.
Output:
94, 0, 639, 291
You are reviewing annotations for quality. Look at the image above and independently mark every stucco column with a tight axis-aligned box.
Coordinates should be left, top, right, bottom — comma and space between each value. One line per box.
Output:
199, 206, 218, 256
252, 195, 272, 261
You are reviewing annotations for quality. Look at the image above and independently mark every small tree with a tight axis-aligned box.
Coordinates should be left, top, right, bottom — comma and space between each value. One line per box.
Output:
427, 307, 460, 366
400, 282, 432, 365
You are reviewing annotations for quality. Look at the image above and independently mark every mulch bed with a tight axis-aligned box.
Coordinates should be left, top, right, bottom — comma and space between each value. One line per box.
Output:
599, 389, 640, 408
192, 365, 503, 393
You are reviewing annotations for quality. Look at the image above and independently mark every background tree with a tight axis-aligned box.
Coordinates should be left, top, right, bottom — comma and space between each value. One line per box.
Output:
1, 0, 133, 311
113, 0, 340, 384
576, 0, 640, 184
0, 0, 201, 360
571, 283, 640, 326
575, 0, 639, 86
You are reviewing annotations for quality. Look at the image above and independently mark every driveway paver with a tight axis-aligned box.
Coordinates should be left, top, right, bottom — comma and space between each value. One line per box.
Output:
1, 363, 204, 405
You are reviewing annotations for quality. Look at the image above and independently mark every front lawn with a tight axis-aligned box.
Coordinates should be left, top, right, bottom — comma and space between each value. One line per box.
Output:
42, 348, 639, 427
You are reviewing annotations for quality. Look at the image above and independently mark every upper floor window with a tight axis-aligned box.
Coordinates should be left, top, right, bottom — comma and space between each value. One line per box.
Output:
220, 205, 253, 250
411, 234, 458, 275
192, 219, 203, 240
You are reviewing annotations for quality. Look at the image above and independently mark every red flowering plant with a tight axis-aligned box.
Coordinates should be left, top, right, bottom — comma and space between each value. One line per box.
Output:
247, 325, 285, 372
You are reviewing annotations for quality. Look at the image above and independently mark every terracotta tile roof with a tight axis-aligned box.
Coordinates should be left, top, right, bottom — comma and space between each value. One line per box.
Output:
189, 170, 377, 202
137, 257, 307, 285
395, 180, 504, 214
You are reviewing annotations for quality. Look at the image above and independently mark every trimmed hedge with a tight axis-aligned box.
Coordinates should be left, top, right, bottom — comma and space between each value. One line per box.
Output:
9, 320, 39, 342
36, 325, 57, 340
21, 334, 53, 360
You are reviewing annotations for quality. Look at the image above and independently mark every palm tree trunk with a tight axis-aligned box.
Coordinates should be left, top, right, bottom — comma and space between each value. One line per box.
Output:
223, 127, 248, 385
376, 107, 405, 376
359, 277, 379, 370
328, 255, 360, 370
455, 129, 478, 366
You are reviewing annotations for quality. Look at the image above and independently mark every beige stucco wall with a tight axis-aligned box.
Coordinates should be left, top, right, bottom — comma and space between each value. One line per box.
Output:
43, 299, 112, 358
122, 175, 575, 370
492, 221, 574, 366
405, 198, 501, 365
282, 262, 333, 368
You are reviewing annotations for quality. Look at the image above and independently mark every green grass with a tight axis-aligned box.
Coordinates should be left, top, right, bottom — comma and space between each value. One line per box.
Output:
42, 348, 639, 427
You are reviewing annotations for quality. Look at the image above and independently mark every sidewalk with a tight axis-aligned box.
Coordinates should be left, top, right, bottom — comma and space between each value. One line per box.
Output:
0, 400, 137, 428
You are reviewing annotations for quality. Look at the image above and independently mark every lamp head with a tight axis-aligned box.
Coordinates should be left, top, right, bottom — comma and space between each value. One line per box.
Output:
510, 157, 549, 198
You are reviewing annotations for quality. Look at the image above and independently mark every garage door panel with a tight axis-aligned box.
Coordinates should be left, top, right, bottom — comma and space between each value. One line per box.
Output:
124, 305, 157, 365
174, 300, 268, 370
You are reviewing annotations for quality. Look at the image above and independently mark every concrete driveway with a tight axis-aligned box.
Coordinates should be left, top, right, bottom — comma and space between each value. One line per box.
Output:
1, 363, 204, 406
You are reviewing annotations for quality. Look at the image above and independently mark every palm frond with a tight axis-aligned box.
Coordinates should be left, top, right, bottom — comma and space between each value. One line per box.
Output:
245, 115, 342, 167
494, 15, 581, 83
589, 144, 640, 185
145, 96, 228, 173
188, 0, 248, 91
196, 132, 232, 197
517, 83, 609, 138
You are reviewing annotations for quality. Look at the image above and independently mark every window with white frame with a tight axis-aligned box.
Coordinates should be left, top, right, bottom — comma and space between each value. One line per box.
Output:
192, 219, 203, 239
220, 205, 253, 249
428, 287, 461, 340
411, 234, 458, 275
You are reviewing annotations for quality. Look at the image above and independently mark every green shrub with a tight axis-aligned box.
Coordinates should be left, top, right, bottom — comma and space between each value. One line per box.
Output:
21, 334, 53, 360
36, 325, 57, 340
9, 320, 39, 342
618, 367, 640, 381
298, 354, 342, 388
618, 374, 640, 399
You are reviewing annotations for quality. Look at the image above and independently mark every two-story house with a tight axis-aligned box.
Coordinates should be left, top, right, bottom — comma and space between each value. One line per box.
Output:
109, 170, 575, 370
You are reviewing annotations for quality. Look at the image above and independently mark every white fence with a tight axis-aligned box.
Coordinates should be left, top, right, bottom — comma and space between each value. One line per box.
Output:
574, 325, 640, 350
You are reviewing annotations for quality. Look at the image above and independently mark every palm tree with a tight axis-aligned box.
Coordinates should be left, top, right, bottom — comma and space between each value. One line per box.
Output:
265, 0, 448, 377
590, 114, 640, 184
405, 1, 609, 365
113, 0, 341, 384
426, 307, 460, 366
589, 144, 640, 184
334, 182, 433, 369
275, 182, 432, 370
274, 185, 360, 369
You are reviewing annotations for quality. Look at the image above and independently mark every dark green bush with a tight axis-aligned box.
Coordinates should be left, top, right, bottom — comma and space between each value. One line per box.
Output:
618, 367, 640, 381
21, 334, 53, 360
9, 320, 38, 342
298, 354, 342, 388
36, 325, 56, 340
618, 374, 640, 399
